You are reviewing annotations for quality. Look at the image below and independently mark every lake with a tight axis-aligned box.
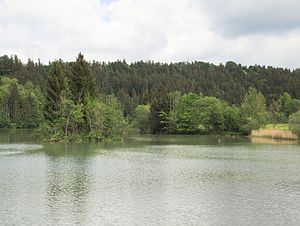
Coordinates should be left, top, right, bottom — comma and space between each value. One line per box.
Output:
0, 129, 300, 225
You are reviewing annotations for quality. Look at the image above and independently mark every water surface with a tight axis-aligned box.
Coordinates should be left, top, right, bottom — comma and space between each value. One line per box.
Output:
0, 130, 300, 225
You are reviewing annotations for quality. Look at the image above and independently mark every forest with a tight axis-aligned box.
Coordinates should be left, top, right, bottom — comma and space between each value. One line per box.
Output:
0, 53, 300, 141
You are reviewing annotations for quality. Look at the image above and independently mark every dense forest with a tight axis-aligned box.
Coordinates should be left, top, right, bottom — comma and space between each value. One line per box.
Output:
0, 54, 300, 141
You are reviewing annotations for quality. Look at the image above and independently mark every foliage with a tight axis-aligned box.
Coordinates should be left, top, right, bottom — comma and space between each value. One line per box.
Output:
44, 60, 66, 121
264, 124, 289, 131
241, 87, 269, 133
171, 93, 199, 133
280, 92, 292, 120
132, 105, 151, 134
288, 111, 300, 136
290, 99, 300, 115
85, 96, 128, 141
268, 99, 284, 124
223, 105, 244, 133
0, 77, 43, 128
39, 54, 128, 142
149, 85, 170, 133
69, 53, 97, 103
167, 93, 227, 134
1, 54, 300, 139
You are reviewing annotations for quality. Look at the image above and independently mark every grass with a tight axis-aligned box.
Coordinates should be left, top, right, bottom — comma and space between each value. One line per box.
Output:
263, 124, 290, 131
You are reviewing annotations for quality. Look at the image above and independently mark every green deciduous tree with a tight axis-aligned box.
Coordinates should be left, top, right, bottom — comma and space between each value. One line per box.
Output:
241, 87, 269, 132
85, 96, 127, 141
223, 105, 243, 133
174, 93, 199, 133
133, 105, 151, 134
168, 93, 226, 134
288, 111, 300, 136
0, 77, 44, 128
268, 99, 284, 125
193, 95, 225, 133
280, 92, 292, 120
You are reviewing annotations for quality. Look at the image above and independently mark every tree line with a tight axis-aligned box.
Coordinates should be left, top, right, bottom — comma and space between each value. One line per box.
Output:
0, 54, 300, 140
133, 88, 300, 135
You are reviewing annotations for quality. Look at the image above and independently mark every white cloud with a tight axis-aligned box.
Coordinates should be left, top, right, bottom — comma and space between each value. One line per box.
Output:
0, 0, 300, 68
199, 0, 300, 35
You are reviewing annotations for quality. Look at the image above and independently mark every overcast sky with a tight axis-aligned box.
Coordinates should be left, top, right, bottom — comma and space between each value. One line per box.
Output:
1, 0, 300, 68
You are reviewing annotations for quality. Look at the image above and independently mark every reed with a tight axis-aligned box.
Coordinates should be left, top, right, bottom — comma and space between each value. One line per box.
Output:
251, 137, 298, 145
251, 129, 298, 140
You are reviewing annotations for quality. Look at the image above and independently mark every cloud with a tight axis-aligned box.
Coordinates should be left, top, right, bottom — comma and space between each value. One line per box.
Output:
198, 0, 300, 36
0, 0, 300, 68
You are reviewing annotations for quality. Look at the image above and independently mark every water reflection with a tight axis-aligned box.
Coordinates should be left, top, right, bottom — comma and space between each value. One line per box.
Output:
251, 137, 299, 145
1, 131, 300, 225
46, 144, 93, 225
0, 129, 37, 143
127, 148, 168, 225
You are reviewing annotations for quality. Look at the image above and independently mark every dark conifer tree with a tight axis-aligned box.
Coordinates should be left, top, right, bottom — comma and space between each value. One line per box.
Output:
7, 84, 21, 126
69, 53, 96, 104
22, 93, 37, 128
45, 60, 66, 121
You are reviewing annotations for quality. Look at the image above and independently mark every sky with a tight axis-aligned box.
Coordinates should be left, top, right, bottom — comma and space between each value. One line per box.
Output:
1, 0, 300, 68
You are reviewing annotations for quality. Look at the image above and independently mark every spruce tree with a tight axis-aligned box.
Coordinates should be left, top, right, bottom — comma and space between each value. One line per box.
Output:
45, 60, 66, 121
69, 53, 96, 104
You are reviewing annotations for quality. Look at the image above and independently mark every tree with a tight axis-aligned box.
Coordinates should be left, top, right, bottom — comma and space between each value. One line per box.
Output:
85, 96, 127, 140
193, 96, 225, 133
23, 93, 39, 128
173, 93, 199, 133
268, 99, 284, 125
169, 93, 226, 134
69, 53, 96, 104
241, 87, 269, 132
288, 111, 300, 136
149, 85, 170, 133
116, 88, 134, 117
133, 105, 151, 134
45, 61, 66, 121
280, 92, 292, 120
223, 105, 243, 132
290, 99, 300, 115
5, 83, 22, 126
